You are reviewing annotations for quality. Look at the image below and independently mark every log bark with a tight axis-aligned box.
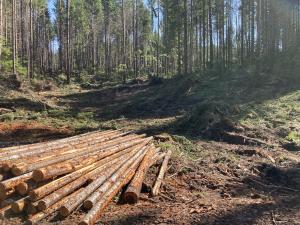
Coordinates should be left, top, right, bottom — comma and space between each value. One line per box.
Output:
9, 132, 133, 175
151, 151, 166, 167
60, 145, 149, 216
121, 145, 156, 204
151, 150, 172, 196
0, 172, 33, 192
32, 137, 149, 182
11, 134, 145, 175
0, 130, 103, 152
16, 179, 45, 196
78, 155, 143, 225
29, 140, 151, 202
0, 130, 124, 169
0, 204, 11, 219
0, 130, 121, 171
11, 197, 28, 213
0, 130, 117, 157
30, 162, 101, 202
37, 142, 148, 211
0, 188, 14, 200
26, 188, 84, 225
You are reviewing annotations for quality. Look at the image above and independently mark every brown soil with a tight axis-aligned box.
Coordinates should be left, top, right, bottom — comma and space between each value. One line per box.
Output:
0, 122, 71, 147
1, 131, 299, 225
0, 80, 299, 225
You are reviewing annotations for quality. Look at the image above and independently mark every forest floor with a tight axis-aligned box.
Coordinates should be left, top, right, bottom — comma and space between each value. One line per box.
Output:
0, 69, 299, 225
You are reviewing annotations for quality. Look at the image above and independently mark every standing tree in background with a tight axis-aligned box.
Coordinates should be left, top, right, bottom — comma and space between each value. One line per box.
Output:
103, 0, 111, 78
11, 0, 16, 75
0, 0, 299, 81
28, 0, 33, 78
183, 0, 188, 75
0, 0, 3, 61
66, 0, 71, 83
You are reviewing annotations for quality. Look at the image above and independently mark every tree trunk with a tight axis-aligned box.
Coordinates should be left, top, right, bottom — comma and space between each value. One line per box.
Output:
208, 0, 213, 67
28, 0, 33, 78
121, 0, 126, 83
183, 0, 188, 75
241, 0, 244, 65
0, 0, 2, 61
12, 0, 16, 75
156, 0, 160, 77
66, 0, 71, 83
202, 0, 206, 68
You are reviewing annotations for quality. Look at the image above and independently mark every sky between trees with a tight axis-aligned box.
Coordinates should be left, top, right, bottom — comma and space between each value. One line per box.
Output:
0, 0, 299, 83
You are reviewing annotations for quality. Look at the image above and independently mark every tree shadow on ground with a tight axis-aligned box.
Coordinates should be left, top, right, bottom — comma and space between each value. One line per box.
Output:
0, 123, 71, 147
59, 70, 300, 139
0, 97, 48, 112
198, 163, 300, 225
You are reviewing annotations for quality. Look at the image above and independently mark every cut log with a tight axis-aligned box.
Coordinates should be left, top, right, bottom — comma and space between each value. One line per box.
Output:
0, 130, 130, 173
11, 134, 145, 175
0, 130, 126, 172
26, 188, 84, 225
16, 182, 30, 196
0, 130, 117, 154
0, 188, 15, 200
0, 204, 11, 219
0, 129, 105, 152
151, 150, 172, 196
0, 130, 118, 160
60, 145, 149, 216
29, 140, 150, 202
32, 137, 149, 182
9, 132, 135, 175
16, 179, 47, 196
122, 145, 156, 204
11, 197, 28, 213
0, 130, 156, 224
78, 156, 142, 225
36, 142, 147, 211
150, 152, 166, 167
0, 172, 33, 192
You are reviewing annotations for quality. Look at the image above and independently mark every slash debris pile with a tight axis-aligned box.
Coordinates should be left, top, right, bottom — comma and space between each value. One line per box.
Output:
0, 130, 171, 225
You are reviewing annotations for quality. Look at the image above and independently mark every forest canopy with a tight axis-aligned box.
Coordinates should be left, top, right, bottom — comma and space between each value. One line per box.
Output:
0, 0, 299, 83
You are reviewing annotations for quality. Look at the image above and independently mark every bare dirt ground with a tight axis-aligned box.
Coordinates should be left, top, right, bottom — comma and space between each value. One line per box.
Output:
0, 74, 299, 225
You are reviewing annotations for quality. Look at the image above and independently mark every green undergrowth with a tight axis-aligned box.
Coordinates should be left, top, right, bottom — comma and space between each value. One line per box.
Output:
0, 105, 100, 133
158, 134, 203, 160
0, 61, 299, 153
240, 90, 300, 129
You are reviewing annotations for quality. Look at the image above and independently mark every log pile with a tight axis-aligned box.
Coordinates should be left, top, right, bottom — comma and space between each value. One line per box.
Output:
0, 130, 170, 225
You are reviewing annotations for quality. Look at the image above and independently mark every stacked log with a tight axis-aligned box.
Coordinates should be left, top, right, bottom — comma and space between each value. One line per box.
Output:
0, 130, 171, 225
